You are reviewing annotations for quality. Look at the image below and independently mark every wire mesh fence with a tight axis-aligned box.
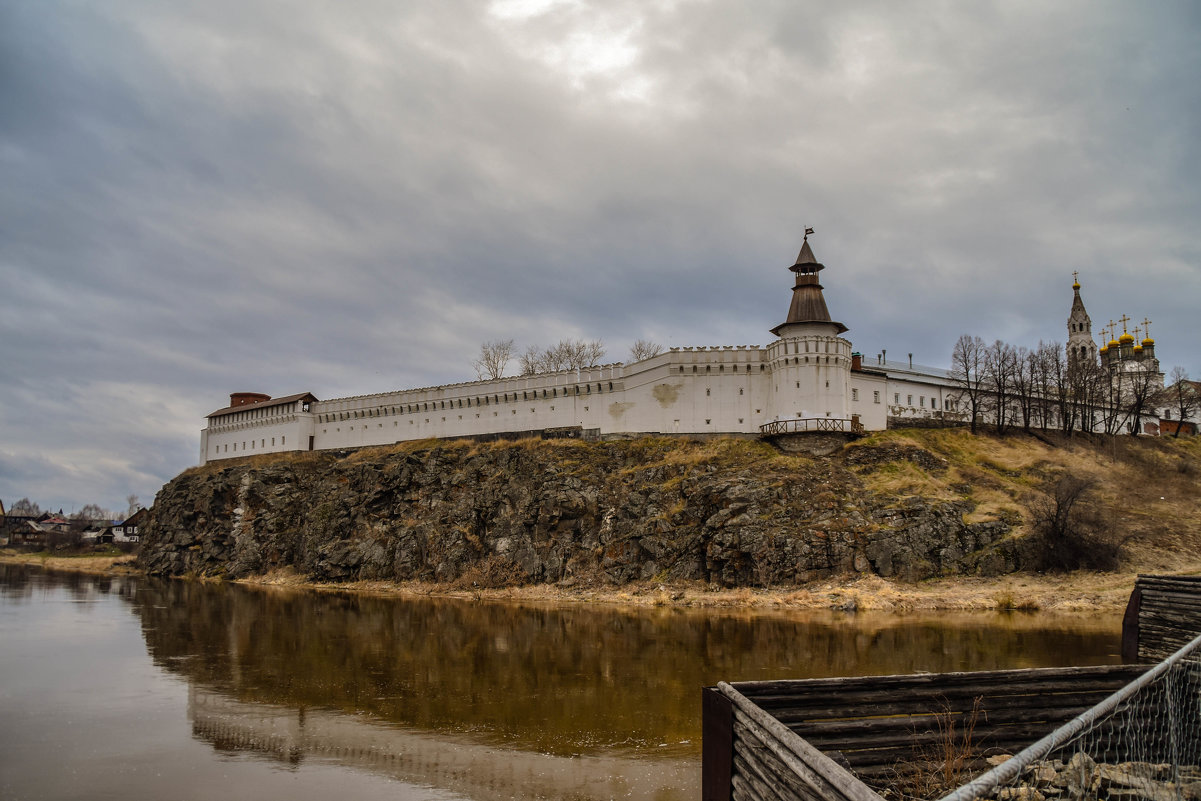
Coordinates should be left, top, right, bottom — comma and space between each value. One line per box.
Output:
939, 632, 1201, 801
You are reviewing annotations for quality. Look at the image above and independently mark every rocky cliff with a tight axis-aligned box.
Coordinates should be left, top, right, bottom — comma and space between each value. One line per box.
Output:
139, 436, 1026, 586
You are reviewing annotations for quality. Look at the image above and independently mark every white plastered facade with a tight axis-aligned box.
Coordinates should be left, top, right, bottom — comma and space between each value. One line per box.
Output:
199, 243, 966, 465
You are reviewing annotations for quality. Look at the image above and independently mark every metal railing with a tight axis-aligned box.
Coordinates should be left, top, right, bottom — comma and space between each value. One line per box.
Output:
759, 417, 865, 437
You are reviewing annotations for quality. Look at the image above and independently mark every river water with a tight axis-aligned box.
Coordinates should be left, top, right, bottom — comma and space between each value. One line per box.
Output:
0, 565, 1124, 800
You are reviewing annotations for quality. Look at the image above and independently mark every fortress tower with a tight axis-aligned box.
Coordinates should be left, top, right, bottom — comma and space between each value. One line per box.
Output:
1066, 273, 1097, 365
765, 232, 852, 422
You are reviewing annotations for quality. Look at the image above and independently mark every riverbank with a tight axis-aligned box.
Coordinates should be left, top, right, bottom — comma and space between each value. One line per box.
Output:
7, 550, 1192, 612
0, 551, 139, 574
239, 566, 1176, 612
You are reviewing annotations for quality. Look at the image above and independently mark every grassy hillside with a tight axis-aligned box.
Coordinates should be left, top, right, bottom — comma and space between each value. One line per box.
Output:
845, 428, 1201, 571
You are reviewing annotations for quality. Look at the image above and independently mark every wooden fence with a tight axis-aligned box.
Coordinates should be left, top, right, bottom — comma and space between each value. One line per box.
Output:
1121, 574, 1201, 662
702, 664, 1148, 801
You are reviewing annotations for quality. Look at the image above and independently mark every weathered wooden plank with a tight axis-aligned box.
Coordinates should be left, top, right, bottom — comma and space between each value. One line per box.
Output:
733, 708, 851, 801
1122, 584, 1143, 662
768, 689, 1131, 724
746, 680, 1143, 712
734, 740, 803, 801
723, 684, 885, 801
734, 666, 1144, 702
704, 686, 735, 801
732, 664, 1142, 696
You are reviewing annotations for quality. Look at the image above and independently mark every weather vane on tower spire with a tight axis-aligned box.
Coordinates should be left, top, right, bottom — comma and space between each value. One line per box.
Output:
804, 226, 815, 242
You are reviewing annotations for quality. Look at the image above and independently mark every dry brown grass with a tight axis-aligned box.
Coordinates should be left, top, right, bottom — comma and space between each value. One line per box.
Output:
0, 551, 138, 574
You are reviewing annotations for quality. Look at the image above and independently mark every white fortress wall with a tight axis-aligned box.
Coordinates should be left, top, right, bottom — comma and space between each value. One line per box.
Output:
200, 235, 999, 464
848, 370, 889, 431
202, 398, 313, 464
764, 327, 853, 422
619, 345, 769, 435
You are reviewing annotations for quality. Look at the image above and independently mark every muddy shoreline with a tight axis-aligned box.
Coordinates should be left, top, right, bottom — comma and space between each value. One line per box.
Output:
5, 551, 1188, 612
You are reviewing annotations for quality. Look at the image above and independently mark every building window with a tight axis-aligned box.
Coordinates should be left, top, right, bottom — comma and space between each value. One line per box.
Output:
907, 395, 913, 406
920, 397, 925, 407
873, 391, 880, 404
706, 388, 711, 396
852, 389, 859, 401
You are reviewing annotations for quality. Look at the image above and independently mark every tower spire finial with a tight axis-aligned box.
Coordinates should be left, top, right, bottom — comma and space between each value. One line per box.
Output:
804, 226, 814, 242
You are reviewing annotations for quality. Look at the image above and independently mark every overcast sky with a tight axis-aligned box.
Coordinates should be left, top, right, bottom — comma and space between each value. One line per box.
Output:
2, 0, 1199, 515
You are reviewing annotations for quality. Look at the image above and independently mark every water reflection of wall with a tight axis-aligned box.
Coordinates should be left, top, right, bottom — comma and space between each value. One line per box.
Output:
188, 685, 697, 801
130, 577, 1122, 760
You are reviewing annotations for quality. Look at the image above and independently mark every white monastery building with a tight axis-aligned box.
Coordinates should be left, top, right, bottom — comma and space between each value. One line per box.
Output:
198, 235, 1174, 465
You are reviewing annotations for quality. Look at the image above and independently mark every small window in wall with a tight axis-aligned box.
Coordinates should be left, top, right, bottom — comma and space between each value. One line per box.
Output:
738, 418, 743, 424
739, 388, 743, 395
706, 388, 711, 396
271, 437, 275, 446
852, 388, 859, 401
873, 391, 880, 404
705, 419, 711, 425
692, 366, 697, 372
920, 396, 925, 407
894, 393, 900, 404
907, 395, 913, 406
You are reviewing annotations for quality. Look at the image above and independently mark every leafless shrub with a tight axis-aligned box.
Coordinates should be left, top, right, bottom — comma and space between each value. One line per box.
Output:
890, 696, 986, 800
1023, 475, 1122, 572
628, 339, 664, 362
472, 339, 514, 380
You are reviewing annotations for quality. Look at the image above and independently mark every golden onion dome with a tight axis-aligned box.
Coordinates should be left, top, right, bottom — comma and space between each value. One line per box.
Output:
1119, 332, 1135, 343
1142, 337, 1155, 347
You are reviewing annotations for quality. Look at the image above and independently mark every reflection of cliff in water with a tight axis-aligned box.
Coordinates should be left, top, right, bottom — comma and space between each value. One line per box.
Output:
130, 578, 1122, 759
189, 685, 695, 801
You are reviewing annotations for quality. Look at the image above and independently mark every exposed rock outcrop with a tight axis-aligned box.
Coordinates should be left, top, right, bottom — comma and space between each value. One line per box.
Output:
139, 438, 1016, 586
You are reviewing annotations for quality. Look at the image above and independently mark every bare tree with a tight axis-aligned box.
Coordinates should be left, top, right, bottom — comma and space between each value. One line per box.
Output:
950, 335, 987, 434
519, 344, 544, 375
1031, 341, 1059, 430
1119, 366, 1163, 435
628, 339, 664, 362
984, 339, 1018, 433
518, 339, 606, 374
472, 339, 515, 380
1025, 475, 1121, 572
71, 504, 111, 520
9, 498, 42, 517
1165, 367, 1199, 438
